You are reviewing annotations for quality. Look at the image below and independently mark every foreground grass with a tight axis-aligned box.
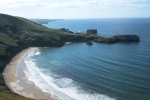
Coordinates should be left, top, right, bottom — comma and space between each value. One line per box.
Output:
0, 33, 17, 46
0, 85, 32, 100
0, 92, 33, 100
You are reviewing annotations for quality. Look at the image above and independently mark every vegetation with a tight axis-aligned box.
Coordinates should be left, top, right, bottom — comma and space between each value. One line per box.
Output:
0, 32, 17, 46
0, 13, 71, 100
0, 92, 33, 100
0, 85, 33, 100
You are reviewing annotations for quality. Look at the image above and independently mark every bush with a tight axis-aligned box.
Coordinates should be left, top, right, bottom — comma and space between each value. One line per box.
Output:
0, 74, 4, 85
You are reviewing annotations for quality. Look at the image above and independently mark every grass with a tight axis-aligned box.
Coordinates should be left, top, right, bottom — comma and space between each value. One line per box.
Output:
0, 13, 70, 100
0, 33, 17, 46
0, 85, 33, 100
0, 44, 7, 56
0, 92, 33, 100
0, 14, 71, 38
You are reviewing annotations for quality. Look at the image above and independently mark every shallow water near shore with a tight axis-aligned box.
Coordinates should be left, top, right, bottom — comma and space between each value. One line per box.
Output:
24, 19, 150, 100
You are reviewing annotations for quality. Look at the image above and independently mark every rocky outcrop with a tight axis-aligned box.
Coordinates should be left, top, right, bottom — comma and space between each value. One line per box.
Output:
112, 35, 140, 42
94, 35, 140, 43
86, 41, 93, 45
87, 29, 97, 34
60, 34, 140, 43
60, 28, 74, 34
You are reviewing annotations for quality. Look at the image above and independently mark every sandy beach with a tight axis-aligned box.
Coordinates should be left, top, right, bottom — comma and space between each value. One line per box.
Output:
3, 48, 57, 100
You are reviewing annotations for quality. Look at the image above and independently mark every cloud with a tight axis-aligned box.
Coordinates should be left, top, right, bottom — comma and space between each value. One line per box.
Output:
0, 0, 38, 10
0, 0, 149, 10
0, 0, 149, 18
87, 0, 149, 8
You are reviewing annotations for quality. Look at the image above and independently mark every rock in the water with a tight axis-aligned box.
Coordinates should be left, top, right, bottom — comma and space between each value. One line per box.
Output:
112, 35, 140, 42
86, 41, 93, 45
87, 29, 97, 34
94, 34, 140, 43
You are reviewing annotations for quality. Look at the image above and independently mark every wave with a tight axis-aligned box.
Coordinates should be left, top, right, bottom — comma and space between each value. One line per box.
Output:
27, 48, 41, 57
23, 48, 116, 100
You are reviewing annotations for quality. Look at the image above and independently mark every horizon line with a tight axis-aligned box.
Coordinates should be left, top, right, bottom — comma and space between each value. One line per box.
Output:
28, 17, 150, 19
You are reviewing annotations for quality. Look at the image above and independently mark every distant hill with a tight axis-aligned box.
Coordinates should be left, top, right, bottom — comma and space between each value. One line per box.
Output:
0, 14, 48, 32
0, 14, 71, 39
30, 19, 60, 24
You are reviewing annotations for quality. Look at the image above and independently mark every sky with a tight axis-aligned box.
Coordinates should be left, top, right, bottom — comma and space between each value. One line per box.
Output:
0, 0, 150, 19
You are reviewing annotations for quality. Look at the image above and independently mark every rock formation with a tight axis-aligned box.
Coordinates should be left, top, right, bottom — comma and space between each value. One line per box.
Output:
94, 35, 140, 43
86, 41, 93, 45
87, 29, 97, 34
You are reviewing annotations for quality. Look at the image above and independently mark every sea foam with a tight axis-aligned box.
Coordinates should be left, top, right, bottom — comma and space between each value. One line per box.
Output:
24, 48, 116, 100
27, 48, 41, 57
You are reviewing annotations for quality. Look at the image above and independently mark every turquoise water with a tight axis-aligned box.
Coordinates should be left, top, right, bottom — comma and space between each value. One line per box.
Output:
25, 19, 150, 100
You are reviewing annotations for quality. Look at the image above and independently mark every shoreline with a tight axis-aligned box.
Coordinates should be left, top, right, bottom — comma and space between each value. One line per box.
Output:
2, 48, 57, 100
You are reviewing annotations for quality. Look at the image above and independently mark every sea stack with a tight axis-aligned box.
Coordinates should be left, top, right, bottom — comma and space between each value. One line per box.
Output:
86, 41, 93, 45
87, 29, 97, 34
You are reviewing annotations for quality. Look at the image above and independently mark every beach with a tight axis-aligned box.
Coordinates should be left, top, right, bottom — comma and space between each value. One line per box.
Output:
2, 48, 57, 100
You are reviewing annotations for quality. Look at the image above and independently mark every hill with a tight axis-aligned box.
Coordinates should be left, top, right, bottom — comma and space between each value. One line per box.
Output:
0, 13, 74, 100
0, 13, 72, 38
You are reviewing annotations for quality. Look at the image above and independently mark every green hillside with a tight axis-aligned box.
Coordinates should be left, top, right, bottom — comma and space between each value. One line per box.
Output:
0, 32, 17, 46
0, 13, 73, 100
0, 13, 75, 73
0, 14, 71, 38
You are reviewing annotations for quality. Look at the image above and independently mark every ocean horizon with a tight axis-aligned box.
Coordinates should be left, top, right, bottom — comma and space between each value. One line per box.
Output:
24, 18, 150, 100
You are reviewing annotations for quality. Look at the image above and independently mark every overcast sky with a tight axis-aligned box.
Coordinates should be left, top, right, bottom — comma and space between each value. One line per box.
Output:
0, 0, 150, 19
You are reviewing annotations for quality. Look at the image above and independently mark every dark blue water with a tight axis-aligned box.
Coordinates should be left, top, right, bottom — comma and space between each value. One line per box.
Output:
25, 19, 150, 100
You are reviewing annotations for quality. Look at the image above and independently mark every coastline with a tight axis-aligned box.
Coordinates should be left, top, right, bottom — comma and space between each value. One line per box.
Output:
2, 48, 57, 100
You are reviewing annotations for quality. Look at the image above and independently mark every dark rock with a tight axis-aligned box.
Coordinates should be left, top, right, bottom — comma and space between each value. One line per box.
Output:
60, 28, 74, 34
87, 29, 97, 34
86, 41, 93, 45
76, 31, 82, 34
60, 28, 69, 31
94, 35, 140, 43
65, 35, 85, 42
112, 35, 140, 42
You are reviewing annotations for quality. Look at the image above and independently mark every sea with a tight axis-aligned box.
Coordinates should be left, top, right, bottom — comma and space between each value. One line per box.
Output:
24, 18, 150, 100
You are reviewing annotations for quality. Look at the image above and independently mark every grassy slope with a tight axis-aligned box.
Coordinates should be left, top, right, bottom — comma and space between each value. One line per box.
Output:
0, 14, 71, 39
0, 13, 72, 100
0, 14, 47, 31
0, 32, 17, 46
0, 14, 76, 100
0, 85, 33, 100
0, 44, 7, 56
0, 92, 32, 100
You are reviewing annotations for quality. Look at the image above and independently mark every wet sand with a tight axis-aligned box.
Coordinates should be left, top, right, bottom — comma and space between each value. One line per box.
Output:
3, 48, 57, 100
